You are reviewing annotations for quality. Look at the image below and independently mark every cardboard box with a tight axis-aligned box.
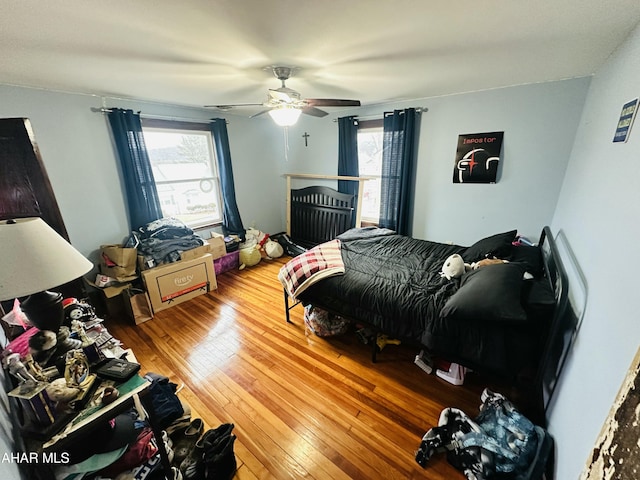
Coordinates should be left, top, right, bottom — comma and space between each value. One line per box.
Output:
142, 254, 217, 313
208, 233, 226, 259
180, 235, 226, 262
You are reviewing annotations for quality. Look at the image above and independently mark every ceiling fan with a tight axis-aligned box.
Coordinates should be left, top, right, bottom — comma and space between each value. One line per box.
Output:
206, 66, 361, 126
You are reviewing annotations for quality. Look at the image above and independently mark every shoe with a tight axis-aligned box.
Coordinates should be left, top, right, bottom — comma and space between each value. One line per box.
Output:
436, 363, 467, 386
180, 424, 234, 475
203, 434, 237, 480
172, 418, 205, 466
162, 430, 175, 464
200, 423, 234, 451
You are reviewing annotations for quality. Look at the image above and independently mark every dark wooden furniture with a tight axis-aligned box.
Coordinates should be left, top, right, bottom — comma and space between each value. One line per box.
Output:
0, 117, 83, 300
0, 118, 68, 239
289, 186, 355, 249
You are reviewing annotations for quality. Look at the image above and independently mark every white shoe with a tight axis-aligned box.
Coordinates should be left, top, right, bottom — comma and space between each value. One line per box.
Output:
436, 363, 466, 385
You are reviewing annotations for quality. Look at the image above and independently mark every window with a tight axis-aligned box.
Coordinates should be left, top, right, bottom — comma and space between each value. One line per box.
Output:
357, 119, 384, 223
141, 119, 223, 229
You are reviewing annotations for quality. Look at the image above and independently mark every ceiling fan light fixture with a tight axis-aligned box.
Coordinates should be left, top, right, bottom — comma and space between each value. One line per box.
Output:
268, 106, 302, 126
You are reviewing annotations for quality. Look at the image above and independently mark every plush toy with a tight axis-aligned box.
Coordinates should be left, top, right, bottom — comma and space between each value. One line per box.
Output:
238, 246, 262, 270
471, 257, 508, 270
264, 239, 284, 259
440, 254, 471, 280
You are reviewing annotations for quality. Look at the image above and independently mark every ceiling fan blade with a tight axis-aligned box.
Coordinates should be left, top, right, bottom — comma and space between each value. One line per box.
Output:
250, 109, 272, 118
269, 89, 294, 103
302, 106, 328, 118
204, 103, 264, 109
305, 99, 361, 107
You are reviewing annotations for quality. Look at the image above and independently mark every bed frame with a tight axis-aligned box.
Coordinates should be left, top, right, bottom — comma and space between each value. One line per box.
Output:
289, 186, 355, 249
282, 187, 581, 430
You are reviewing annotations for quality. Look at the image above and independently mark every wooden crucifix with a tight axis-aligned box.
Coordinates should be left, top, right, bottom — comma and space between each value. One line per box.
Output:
302, 132, 310, 147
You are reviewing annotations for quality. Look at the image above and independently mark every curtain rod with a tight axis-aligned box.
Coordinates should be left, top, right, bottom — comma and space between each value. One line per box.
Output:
90, 107, 228, 124
332, 106, 428, 122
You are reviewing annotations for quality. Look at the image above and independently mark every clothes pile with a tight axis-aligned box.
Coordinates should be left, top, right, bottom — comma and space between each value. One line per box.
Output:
416, 389, 552, 480
127, 217, 205, 268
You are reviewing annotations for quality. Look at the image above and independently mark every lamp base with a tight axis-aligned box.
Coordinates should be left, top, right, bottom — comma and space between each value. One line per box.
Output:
21, 291, 64, 332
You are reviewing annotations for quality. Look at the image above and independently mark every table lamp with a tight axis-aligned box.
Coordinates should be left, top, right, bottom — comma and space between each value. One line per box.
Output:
0, 218, 93, 332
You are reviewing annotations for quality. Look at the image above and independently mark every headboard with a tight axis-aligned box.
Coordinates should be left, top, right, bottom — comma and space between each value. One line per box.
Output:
289, 186, 355, 249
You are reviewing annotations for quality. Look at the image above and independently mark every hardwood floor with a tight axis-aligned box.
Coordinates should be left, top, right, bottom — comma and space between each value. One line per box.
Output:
106, 256, 499, 479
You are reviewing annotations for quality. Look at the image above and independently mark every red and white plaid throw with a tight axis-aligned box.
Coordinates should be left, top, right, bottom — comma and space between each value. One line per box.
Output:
278, 239, 344, 299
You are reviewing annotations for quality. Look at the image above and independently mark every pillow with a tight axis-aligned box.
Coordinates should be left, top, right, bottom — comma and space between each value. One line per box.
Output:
440, 262, 527, 323
463, 230, 517, 263
521, 277, 556, 322
508, 245, 544, 278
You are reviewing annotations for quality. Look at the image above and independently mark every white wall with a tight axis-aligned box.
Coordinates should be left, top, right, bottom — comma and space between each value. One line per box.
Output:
549, 22, 640, 480
279, 78, 590, 245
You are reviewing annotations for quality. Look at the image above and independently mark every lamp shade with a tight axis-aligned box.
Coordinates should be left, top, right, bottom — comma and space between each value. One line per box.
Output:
268, 106, 302, 127
0, 218, 93, 302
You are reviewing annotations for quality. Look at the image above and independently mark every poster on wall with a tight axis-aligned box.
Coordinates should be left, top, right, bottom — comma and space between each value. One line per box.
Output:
453, 131, 504, 183
612, 98, 638, 143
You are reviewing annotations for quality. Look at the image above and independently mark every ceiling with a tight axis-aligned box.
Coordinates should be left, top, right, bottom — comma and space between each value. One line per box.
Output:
2, 1, 640, 116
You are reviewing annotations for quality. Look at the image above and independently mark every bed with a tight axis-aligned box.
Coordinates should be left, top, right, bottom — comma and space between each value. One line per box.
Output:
280, 224, 573, 425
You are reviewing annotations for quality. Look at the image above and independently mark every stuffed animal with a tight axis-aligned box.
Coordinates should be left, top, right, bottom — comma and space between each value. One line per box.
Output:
264, 239, 284, 259
238, 246, 262, 270
440, 254, 471, 280
471, 257, 508, 270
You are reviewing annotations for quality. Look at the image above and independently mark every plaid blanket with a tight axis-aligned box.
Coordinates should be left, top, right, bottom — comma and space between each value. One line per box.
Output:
278, 239, 344, 299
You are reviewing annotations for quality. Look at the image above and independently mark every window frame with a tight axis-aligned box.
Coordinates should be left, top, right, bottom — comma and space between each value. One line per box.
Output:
141, 118, 223, 230
357, 118, 384, 225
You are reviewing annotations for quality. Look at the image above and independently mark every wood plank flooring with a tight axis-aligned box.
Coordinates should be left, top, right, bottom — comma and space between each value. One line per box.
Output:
106, 256, 502, 479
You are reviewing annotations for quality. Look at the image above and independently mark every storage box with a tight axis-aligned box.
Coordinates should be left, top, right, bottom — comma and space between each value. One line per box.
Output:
214, 250, 240, 276
142, 254, 217, 313
180, 235, 226, 262
208, 233, 227, 258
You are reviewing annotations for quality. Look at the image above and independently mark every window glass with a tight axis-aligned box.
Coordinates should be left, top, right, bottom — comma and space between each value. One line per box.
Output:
357, 124, 383, 223
142, 124, 223, 229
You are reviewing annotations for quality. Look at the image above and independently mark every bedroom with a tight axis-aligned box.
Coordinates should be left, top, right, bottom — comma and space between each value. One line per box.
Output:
0, 2, 639, 479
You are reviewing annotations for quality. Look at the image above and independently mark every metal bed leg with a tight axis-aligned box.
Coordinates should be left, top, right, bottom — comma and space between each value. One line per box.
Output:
284, 288, 301, 324
284, 289, 292, 323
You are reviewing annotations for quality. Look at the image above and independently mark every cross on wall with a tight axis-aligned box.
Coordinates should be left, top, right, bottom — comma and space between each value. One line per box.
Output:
302, 132, 310, 147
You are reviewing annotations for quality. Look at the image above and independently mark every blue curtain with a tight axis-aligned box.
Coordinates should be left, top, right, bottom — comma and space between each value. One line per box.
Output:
379, 108, 419, 236
107, 108, 162, 230
337, 116, 359, 196
210, 119, 246, 241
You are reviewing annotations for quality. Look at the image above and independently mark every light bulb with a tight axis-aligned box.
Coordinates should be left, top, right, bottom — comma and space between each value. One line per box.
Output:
268, 106, 302, 126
